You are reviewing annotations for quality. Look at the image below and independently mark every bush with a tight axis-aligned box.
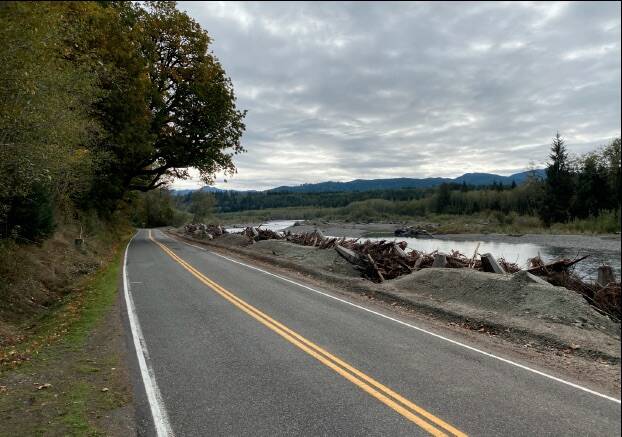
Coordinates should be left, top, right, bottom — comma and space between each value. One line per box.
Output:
6, 184, 55, 241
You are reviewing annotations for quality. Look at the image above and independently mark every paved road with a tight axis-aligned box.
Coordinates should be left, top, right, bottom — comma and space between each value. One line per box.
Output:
122, 229, 621, 436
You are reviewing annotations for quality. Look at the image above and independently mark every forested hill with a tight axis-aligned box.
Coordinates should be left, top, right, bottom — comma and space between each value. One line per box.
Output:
267, 170, 545, 193
176, 170, 545, 195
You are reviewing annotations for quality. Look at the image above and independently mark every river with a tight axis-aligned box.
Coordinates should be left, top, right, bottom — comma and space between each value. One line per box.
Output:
228, 220, 620, 281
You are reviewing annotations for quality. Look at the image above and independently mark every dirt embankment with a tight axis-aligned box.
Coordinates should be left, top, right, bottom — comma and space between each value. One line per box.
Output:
173, 230, 621, 365
0, 225, 129, 347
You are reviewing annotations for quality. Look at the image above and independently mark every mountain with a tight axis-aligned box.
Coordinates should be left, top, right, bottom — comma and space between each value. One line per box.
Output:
269, 170, 545, 193
173, 186, 231, 196
172, 170, 545, 195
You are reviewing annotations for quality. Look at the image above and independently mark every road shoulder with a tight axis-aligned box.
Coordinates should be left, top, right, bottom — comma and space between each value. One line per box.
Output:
0, 249, 136, 436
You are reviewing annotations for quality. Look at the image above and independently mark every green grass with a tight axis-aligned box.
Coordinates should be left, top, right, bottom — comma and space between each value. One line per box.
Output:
0, 242, 130, 437
61, 381, 101, 437
64, 253, 120, 347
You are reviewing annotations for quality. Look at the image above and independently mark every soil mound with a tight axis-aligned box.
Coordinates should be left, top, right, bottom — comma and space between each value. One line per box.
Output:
392, 268, 619, 336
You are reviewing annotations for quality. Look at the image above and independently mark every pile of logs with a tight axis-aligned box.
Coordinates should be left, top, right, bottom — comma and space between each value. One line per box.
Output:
593, 282, 621, 321
184, 223, 227, 239
183, 224, 620, 320
242, 226, 284, 242
285, 230, 345, 249
281, 230, 520, 282
528, 256, 621, 320
394, 226, 435, 238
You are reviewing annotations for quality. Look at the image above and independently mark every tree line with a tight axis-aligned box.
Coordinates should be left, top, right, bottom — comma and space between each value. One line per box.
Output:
0, 1, 245, 241
176, 181, 521, 213
182, 135, 620, 230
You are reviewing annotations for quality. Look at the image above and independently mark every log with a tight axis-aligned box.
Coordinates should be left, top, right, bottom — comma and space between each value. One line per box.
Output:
367, 253, 384, 282
480, 253, 505, 274
413, 257, 423, 271
527, 255, 589, 274
511, 270, 552, 286
469, 242, 480, 268
597, 265, 616, 287
335, 244, 361, 265
393, 243, 409, 259
432, 254, 448, 268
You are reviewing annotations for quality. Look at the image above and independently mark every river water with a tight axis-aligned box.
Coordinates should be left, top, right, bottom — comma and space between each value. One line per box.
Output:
362, 236, 620, 281
228, 220, 620, 281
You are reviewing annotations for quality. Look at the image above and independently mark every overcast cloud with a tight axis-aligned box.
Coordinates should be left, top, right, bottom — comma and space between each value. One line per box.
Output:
174, 1, 621, 190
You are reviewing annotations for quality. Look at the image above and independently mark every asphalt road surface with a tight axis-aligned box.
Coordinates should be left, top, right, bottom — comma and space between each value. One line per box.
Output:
122, 229, 621, 436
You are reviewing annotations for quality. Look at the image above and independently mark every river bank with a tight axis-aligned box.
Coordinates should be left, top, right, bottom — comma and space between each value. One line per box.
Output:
223, 220, 621, 280
287, 220, 621, 249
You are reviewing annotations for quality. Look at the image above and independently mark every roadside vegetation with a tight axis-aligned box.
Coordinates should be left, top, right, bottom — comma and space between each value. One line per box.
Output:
1, 0, 244, 327
0, 244, 134, 436
1, 2, 244, 430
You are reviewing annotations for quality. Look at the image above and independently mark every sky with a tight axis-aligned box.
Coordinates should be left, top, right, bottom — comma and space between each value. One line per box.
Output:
173, 1, 621, 191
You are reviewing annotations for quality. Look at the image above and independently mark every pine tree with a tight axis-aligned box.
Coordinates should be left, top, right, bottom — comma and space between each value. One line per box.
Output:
540, 132, 575, 225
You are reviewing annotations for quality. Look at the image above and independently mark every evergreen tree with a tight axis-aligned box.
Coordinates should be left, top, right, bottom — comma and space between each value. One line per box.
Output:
435, 183, 452, 213
540, 132, 575, 225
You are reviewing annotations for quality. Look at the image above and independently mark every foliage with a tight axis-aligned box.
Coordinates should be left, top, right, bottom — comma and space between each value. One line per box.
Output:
5, 183, 55, 241
540, 133, 575, 224
0, 1, 245, 241
187, 191, 216, 222
130, 189, 191, 228
89, 1, 246, 202
207, 135, 620, 235
0, 2, 101, 235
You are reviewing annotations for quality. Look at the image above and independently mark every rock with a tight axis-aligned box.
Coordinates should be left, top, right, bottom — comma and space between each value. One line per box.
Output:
480, 253, 505, 274
431, 254, 448, 268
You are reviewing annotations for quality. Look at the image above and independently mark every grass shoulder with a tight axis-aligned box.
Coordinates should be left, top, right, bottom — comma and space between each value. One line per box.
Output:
0, 236, 135, 437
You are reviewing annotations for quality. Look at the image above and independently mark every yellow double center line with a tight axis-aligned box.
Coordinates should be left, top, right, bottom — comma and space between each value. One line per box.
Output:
149, 231, 467, 437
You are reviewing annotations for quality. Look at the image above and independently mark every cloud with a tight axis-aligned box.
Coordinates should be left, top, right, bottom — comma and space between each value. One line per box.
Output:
175, 1, 621, 190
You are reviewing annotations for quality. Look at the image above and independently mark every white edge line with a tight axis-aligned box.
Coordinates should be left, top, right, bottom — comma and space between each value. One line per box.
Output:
169, 232, 621, 405
124, 231, 175, 436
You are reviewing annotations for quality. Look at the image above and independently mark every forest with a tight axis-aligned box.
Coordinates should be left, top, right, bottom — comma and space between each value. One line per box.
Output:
0, 1, 245, 242
174, 135, 620, 233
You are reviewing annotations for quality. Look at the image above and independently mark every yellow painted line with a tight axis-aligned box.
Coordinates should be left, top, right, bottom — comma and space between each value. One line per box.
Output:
149, 232, 467, 437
